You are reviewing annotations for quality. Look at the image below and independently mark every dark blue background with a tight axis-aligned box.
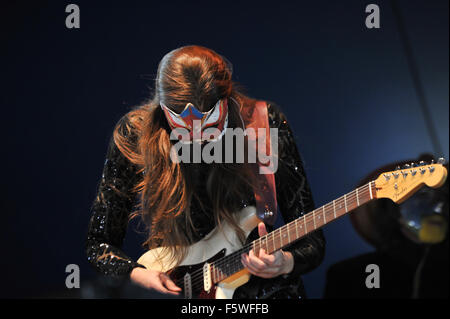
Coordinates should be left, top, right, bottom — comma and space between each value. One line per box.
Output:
0, 0, 448, 298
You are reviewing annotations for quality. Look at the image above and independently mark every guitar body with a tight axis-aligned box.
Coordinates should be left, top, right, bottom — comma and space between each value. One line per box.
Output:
137, 206, 261, 299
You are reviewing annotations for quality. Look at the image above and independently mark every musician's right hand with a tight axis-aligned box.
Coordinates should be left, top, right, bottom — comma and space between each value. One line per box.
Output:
130, 267, 181, 295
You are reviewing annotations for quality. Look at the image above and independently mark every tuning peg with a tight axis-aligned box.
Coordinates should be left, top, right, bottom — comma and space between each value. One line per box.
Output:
403, 164, 410, 169
410, 169, 417, 176
429, 166, 435, 173
411, 162, 418, 167
431, 159, 435, 164
420, 167, 426, 174
393, 172, 400, 179
383, 173, 391, 181
402, 171, 409, 178
419, 161, 425, 166
438, 157, 446, 164
395, 166, 401, 171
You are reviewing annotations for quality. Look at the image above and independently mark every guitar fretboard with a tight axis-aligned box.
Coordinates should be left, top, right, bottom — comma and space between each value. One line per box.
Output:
209, 181, 377, 283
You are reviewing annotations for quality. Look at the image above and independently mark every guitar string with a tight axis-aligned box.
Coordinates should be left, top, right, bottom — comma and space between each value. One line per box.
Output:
205, 183, 374, 284
182, 184, 374, 291
178, 167, 435, 293
182, 188, 373, 294
209, 183, 373, 273
186, 186, 378, 293
178, 183, 375, 292
180, 183, 374, 291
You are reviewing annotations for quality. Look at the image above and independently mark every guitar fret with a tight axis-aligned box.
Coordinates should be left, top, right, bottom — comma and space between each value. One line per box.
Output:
295, 219, 299, 239
313, 211, 317, 229
304, 214, 307, 233
369, 182, 373, 199
274, 230, 278, 250
323, 206, 326, 223
344, 194, 347, 212
279, 227, 283, 247
287, 224, 291, 243
272, 233, 275, 252
356, 188, 360, 206
258, 237, 263, 254
333, 200, 336, 218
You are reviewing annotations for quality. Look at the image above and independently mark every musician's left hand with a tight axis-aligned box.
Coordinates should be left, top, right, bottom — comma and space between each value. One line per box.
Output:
241, 222, 294, 278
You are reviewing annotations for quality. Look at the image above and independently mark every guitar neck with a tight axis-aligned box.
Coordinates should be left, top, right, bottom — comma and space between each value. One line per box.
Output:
210, 181, 377, 283
254, 181, 377, 254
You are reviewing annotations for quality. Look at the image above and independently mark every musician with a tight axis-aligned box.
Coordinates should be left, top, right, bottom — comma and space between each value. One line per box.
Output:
86, 45, 325, 299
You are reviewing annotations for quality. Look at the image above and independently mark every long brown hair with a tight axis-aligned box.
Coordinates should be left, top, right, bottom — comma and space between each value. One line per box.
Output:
113, 45, 257, 266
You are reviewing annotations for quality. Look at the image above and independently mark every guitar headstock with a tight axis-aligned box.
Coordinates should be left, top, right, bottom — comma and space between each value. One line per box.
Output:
375, 158, 448, 204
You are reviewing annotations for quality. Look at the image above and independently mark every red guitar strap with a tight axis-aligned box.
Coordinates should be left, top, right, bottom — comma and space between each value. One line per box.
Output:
245, 101, 278, 225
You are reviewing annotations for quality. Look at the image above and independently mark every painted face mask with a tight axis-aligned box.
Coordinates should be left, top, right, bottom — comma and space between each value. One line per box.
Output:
160, 98, 228, 143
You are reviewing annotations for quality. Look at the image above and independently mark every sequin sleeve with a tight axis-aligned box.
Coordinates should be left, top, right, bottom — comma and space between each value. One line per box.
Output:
268, 102, 326, 278
85, 116, 144, 277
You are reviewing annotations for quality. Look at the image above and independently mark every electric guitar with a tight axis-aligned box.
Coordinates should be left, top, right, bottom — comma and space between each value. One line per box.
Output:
137, 160, 448, 299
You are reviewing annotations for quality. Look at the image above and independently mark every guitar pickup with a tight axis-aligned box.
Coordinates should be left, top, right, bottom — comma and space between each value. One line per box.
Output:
203, 263, 212, 292
184, 272, 192, 299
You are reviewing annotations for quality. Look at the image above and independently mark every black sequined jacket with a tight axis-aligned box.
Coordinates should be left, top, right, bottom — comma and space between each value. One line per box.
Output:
86, 102, 326, 299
